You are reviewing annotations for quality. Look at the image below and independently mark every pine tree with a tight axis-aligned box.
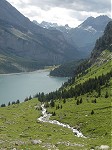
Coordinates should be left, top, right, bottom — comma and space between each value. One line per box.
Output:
63, 99, 66, 103
12, 101, 16, 105
94, 99, 97, 103
105, 91, 109, 98
44, 102, 49, 108
29, 95, 32, 100
1, 104, 6, 107
8, 101, 11, 106
24, 97, 29, 102
76, 100, 80, 105
91, 110, 94, 115
96, 84, 101, 97
16, 99, 20, 104
50, 100, 55, 107
52, 111, 56, 116
56, 104, 59, 109
79, 98, 82, 104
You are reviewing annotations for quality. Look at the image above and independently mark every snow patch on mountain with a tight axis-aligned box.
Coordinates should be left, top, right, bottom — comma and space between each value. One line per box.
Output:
78, 25, 97, 33
84, 26, 97, 33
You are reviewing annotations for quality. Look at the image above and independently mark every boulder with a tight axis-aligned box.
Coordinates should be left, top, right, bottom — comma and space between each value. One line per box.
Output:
99, 145, 110, 150
31, 139, 42, 145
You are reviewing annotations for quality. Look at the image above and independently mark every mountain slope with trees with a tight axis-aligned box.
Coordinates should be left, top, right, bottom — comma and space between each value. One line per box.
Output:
0, 0, 80, 73
64, 15, 111, 56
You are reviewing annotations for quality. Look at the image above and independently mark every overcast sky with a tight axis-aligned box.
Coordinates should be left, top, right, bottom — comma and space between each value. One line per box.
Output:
7, 0, 111, 27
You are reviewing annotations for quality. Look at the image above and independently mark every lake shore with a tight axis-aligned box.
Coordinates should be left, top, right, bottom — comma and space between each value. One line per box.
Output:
0, 68, 53, 76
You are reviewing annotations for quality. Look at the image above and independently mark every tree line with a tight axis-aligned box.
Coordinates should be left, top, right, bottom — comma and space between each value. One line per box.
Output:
0, 95, 32, 107
35, 70, 112, 102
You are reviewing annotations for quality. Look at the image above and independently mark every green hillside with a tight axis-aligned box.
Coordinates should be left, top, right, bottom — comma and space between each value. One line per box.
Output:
41, 50, 111, 149
0, 50, 111, 149
47, 49, 111, 133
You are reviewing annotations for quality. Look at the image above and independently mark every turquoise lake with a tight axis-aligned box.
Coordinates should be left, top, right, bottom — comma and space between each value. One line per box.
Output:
0, 70, 68, 105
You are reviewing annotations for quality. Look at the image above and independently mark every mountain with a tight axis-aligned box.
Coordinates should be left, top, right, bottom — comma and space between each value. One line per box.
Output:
0, 21, 111, 149
39, 21, 59, 29
65, 15, 111, 56
36, 16, 111, 57
33, 20, 71, 33
49, 21, 112, 77
0, 0, 79, 74
40, 22, 71, 31
50, 20, 112, 86
78, 15, 110, 31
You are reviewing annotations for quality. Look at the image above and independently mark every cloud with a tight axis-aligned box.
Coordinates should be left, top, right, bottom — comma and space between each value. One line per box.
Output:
15, 0, 110, 13
6, 0, 111, 27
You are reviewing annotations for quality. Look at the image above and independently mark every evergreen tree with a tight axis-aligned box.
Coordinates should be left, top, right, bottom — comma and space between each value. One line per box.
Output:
94, 99, 97, 103
52, 111, 56, 116
16, 99, 20, 104
12, 101, 16, 105
50, 100, 55, 107
29, 95, 32, 100
44, 102, 49, 108
91, 110, 94, 115
63, 99, 66, 103
8, 101, 11, 106
79, 98, 83, 104
96, 84, 101, 97
24, 97, 29, 102
1, 104, 6, 107
105, 91, 109, 98
76, 99, 80, 105
92, 99, 97, 103
57, 104, 60, 109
